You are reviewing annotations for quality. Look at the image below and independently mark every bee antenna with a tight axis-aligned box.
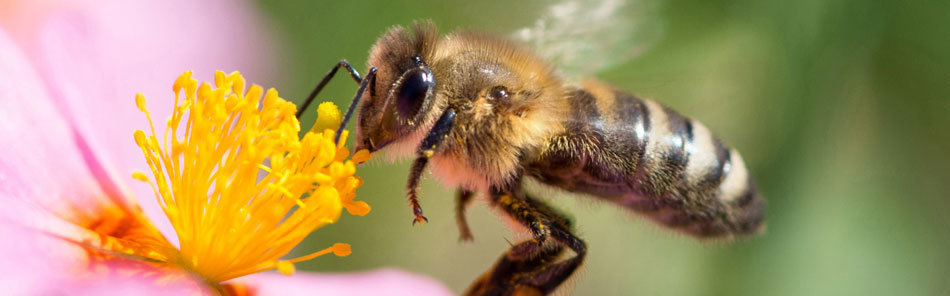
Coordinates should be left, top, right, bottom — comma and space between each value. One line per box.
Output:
297, 60, 363, 119
335, 67, 377, 145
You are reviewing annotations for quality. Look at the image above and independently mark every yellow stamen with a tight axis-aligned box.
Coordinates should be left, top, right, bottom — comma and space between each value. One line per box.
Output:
312, 102, 342, 133
352, 149, 372, 164
291, 243, 351, 263
275, 260, 295, 275
132, 71, 371, 283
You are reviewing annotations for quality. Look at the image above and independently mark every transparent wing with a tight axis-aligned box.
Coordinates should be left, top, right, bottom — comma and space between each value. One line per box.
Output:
512, 0, 664, 79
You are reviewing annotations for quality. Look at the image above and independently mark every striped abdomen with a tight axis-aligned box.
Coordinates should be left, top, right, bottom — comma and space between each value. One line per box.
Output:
525, 83, 765, 238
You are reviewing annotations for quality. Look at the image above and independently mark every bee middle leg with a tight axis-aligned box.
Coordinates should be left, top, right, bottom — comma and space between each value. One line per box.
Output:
465, 190, 587, 296
456, 189, 476, 242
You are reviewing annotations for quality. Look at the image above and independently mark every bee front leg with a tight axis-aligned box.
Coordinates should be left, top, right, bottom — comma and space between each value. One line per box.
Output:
456, 189, 475, 242
465, 190, 587, 296
405, 108, 457, 225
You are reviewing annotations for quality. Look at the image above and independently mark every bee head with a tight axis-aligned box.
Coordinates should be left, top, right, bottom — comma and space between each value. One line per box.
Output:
356, 21, 439, 152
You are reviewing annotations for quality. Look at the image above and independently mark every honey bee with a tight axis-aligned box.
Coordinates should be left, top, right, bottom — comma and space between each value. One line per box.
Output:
297, 20, 765, 296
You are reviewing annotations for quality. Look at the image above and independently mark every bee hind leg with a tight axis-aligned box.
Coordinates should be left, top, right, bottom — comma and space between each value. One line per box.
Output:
465, 191, 587, 295
466, 240, 566, 296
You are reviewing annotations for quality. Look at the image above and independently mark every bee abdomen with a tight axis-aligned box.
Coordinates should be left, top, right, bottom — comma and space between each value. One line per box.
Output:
628, 99, 764, 238
527, 87, 764, 239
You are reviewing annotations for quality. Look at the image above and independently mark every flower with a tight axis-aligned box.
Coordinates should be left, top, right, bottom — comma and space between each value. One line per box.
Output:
0, 30, 449, 294
0, 1, 451, 294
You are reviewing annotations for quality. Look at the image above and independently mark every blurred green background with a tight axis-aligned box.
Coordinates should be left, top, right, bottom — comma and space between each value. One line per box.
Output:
253, 0, 950, 295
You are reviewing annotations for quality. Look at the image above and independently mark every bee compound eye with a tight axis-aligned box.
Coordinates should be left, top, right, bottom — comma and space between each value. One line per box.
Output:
396, 68, 434, 119
488, 85, 509, 100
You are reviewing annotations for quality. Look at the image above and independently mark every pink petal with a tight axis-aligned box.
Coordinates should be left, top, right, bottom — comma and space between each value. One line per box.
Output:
0, 23, 111, 235
0, 222, 207, 295
0, 27, 201, 294
53, 275, 205, 296
21, 0, 281, 243
234, 269, 454, 296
